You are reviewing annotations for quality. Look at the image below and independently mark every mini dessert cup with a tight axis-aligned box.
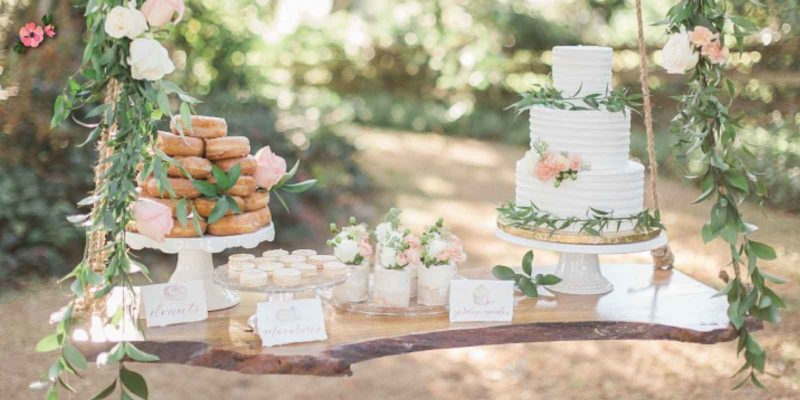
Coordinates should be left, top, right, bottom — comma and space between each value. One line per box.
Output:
333, 261, 369, 303
418, 263, 457, 306
373, 265, 411, 308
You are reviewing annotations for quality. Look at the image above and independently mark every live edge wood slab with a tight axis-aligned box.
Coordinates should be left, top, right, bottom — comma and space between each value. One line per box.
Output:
85, 264, 755, 376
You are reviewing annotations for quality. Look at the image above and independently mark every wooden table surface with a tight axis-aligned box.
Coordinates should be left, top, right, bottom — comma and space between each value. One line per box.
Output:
107, 265, 746, 376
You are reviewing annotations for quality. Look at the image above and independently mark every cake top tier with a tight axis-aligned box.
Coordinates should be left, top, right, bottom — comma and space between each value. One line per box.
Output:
552, 46, 613, 97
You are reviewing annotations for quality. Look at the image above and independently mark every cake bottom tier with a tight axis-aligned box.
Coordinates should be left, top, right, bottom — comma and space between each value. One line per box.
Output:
515, 154, 644, 231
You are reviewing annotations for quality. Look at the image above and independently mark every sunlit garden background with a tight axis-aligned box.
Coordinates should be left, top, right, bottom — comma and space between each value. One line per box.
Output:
1, 0, 799, 398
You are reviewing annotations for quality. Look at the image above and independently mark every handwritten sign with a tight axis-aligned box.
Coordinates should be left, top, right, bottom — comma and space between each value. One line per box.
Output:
256, 298, 327, 347
141, 280, 208, 328
449, 279, 515, 323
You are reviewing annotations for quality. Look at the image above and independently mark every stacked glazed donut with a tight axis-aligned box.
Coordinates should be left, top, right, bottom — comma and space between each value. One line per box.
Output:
138, 115, 272, 237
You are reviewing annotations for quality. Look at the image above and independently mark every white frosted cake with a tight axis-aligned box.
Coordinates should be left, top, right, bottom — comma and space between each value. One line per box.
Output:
515, 46, 644, 231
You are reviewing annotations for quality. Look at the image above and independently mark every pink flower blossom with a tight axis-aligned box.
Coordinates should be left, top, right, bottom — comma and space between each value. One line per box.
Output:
439, 242, 466, 264
396, 252, 409, 266
19, 23, 44, 48
567, 154, 582, 171
253, 146, 287, 190
689, 26, 716, 47
142, 0, 185, 28
404, 247, 421, 265
132, 198, 174, 242
701, 41, 729, 65
357, 238, 373, 257
534, 153, 559, 182
406, 234, 421, 249
43, 24, 56, 38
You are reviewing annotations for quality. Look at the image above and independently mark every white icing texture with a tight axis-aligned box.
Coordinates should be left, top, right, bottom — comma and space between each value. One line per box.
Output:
530, 107, 631, 170
552, 46, 612, 97
515, 157, 644, 231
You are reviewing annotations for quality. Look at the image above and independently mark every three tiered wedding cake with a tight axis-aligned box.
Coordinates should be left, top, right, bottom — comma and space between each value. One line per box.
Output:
514, 46, 644, 232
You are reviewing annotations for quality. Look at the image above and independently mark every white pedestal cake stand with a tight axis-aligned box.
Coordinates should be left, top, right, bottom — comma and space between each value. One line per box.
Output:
496, 229, 668, 295
126, 224, 275, 311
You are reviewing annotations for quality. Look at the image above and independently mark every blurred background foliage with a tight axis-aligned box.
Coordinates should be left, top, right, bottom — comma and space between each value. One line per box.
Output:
1, 0, 798, 284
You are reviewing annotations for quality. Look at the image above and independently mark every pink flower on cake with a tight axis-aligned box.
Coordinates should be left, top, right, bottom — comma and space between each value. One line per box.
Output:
357, 238, 373, 257
43, 24, 56, 38
567, 153, 582, 171
142, 0, 185, 28
19, 23, 44, 47
689, 26, 717, 47
132, 198, 174, 242
701, 41, 729, 65
254, 146, 287, 190
534, 153, 559, 182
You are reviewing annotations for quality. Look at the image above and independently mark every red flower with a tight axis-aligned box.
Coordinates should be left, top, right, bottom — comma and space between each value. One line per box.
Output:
19, 22, 44, 47
44, 24, 56, 38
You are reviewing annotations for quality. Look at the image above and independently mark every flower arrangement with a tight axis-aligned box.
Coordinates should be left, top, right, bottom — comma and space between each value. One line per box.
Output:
420, 219, 466, 268
13, 15, 55, 53
328, 217, 373, 266
528, 138, 588, 187
374, 208, 421, 270
660, 1, 784, 389
661, 26, 729, 75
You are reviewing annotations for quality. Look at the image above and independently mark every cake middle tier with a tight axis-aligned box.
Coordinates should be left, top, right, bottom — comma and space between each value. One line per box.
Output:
515, 155, 644, 221
530, 106, 631, 170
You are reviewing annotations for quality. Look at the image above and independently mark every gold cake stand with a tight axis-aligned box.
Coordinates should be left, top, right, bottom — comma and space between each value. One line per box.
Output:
497, 217, 666, 295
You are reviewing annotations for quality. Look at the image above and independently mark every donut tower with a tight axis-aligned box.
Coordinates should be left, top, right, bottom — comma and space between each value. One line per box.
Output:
138, 115, 272, 237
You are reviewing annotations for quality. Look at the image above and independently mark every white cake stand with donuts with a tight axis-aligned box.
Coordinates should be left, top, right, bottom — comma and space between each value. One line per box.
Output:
127, 224, 275, 311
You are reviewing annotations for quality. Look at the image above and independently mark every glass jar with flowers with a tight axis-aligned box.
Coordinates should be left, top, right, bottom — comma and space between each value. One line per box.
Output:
327, 217, 372, 303
419, 219, 467, 306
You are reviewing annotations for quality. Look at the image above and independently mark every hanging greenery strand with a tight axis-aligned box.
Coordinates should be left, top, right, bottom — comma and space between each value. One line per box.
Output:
660, 0, 785, 389
36, 1, 197, 398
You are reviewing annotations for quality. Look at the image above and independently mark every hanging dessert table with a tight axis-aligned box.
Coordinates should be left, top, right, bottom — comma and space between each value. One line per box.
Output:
78, 264, 758, 376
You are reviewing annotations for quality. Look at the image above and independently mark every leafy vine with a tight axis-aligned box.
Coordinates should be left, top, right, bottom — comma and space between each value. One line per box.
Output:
508, 84, 642, 117
38, 1, 195, 398
661, 0, 785, 389
498, 202, 664, 236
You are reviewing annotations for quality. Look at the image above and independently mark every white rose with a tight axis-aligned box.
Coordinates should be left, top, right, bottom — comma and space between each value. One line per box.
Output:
128, 38, 175, 81
428, 239, 449, 259
375, 222, 392, 243
380, 247, 397, 267
334, 239, 359, 264
661, 30, 699, 74
104, 4, 148, 39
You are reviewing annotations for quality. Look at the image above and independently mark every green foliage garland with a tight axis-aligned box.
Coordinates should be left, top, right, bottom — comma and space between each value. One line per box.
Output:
662, 0, 785, 389
38, 1, 198, 398
508, 84, 643, 116
498, 202, 664, 236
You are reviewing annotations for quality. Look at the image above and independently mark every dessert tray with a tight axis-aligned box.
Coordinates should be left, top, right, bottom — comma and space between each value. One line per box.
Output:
126, 224, 275, 311
212, 264, 351, 296
316, 273, 464, 316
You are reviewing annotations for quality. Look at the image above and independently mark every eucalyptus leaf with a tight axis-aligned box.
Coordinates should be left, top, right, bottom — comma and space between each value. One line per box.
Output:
120, 366, 148, 400
521, 251, 533, 276
492, 265, 517, 280
207, 199, 229, 224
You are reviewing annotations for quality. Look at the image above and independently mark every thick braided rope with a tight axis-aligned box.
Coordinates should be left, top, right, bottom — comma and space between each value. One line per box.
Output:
635, 0, 674, 269
75, 79, 121, 317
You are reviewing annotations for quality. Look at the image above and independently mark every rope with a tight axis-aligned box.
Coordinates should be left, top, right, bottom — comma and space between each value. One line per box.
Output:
75, 79, 121, 317
634, 0, 673, 270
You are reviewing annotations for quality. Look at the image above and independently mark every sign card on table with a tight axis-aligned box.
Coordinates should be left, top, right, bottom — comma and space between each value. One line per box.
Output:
141, 280, 208, 328
449, 279, 515, 323
256, 298, 328, 347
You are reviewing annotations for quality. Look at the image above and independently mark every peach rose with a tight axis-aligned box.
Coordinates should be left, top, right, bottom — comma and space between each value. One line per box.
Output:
567, 154, 582, 171
253, 146, 287, 190
702, 41, 729, 65
141, 0, 185, 28
132, 198, 174, 242
396, 252, 409, 266
689, 26, 717, 47
358, 238, 373, 257
534, 153, 559, 182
